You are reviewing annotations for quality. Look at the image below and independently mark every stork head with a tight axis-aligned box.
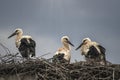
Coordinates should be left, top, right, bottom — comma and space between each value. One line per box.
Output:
76, 38, 91, 50
61, 36, 74, 47
82, 38, 91, 42
8, 28, 23, 39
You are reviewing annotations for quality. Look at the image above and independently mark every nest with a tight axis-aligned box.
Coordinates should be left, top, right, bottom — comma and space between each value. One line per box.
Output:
0, 56, 120, 80
0, 43, 120, 80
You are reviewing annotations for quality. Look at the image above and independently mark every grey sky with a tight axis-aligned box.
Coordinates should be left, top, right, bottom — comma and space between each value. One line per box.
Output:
0, 0, 120, 63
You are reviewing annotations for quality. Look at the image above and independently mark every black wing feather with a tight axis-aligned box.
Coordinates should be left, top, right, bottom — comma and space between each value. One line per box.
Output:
18, 38, 36, 58
52, 53, 69, 63
29, 38, 36, 57
86, 46, 99, 58
98, 45, 106, 62
98, 45, 106, 54
18, 38, 29, 58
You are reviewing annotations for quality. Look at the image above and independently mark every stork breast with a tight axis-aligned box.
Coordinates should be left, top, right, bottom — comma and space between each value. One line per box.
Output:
15, 40, 21, 48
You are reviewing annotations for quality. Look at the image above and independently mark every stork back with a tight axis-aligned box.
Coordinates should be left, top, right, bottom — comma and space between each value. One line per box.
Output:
18, 38, 36, 58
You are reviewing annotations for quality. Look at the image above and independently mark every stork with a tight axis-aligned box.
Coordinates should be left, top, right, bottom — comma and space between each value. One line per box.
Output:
8, 28, 36, 59
53, 36, 74, 63
76, 38, 106, 65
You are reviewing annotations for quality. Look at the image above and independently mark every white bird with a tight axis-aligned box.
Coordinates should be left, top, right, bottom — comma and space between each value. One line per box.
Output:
8, 28, 36, 59
76, 38, 106, 64
53, 36, 74, 63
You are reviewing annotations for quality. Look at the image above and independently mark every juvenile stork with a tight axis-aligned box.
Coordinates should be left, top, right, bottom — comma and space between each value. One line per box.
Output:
53, 36, 74, 63
76, 38, 106, 65
8, 28, 36, 59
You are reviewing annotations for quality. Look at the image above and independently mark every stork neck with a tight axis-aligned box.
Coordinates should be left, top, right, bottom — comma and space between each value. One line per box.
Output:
63, 43, 70, 50
15, 33, 22, 42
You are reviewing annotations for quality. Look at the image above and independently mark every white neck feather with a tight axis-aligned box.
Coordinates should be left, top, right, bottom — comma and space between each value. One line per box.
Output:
15, 33, 22, 48
63, 43, 70, 50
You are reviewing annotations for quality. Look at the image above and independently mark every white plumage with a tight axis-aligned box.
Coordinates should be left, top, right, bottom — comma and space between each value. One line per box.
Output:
8, 28, 36, 59
54, 36, 74, 63
76, 38, 106, 64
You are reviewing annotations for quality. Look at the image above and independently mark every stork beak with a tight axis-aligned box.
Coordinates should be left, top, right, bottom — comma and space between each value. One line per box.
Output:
67, 40, 74, 47
8, 32, 16, 39
75, 43, 83, 50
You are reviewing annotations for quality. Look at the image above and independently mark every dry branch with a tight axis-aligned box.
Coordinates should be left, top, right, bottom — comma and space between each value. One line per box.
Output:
0, 43, 120, 80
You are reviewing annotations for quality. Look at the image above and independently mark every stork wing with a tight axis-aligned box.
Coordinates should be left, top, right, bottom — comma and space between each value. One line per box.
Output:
53, 53, 66, 63
20, 38, 29, 46
29, 38, 36, 47
18, 38, 30, 58
98, 45, 106, 55
19, 38, 36, 57
87, 46, 99, 58
29, 38, 36, 57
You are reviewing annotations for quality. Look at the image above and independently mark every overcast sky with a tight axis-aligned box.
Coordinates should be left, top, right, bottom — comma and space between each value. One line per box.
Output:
0, 0, 120, 64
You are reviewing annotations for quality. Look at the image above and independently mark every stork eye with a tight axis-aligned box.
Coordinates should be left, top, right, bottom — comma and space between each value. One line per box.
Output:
15, 30, 19, 33
65, 38, 68, 41
83, 40, 87, 43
